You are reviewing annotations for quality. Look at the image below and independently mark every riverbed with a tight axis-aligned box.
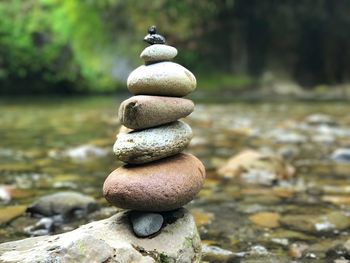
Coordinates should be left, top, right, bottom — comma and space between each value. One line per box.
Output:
1, 97, 350, 262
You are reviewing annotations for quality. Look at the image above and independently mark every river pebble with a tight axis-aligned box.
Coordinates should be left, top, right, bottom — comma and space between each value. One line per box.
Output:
113, 121, 192, 164
27, 192, 99, 219
130, 212, 164, 237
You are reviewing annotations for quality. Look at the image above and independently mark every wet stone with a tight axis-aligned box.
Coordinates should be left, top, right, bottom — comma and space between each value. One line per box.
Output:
0, 206, 27, 224
331, 148, 350, 163
24, 217, 55, 236
288, 243, 309, 259
130, 212, 164, 237
201, 244, 235, 262
305, 114, 337, 126
26, 192, 99, 219
248, 212, 281, 228
218, 149, 295, 185
280, 211, 350, 234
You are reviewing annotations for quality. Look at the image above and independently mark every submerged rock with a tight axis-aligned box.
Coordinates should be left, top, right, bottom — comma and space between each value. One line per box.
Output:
26, 192, 99, 219
0, 209, 201, 263
280, 211, 350, 234
305, 114, 337, 126
217, 150, 295, 185
0, 205, 26, 224
248, 212, 281, 228
49, 144, 109, 161
24, 217, 55, 236
202, 245, 236, 262
288, 242, 309, 258
331, 148, 350, 163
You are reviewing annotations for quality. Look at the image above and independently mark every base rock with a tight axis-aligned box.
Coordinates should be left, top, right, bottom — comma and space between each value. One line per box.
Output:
0, 208, 201, 263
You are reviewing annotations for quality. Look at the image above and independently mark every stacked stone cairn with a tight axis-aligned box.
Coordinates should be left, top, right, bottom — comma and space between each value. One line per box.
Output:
103, 26, 206, 237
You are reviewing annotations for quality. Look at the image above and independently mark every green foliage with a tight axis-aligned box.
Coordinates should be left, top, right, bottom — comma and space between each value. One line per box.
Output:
0, 0, 120, 94
198, 73, 254, 91
1, 0, 350, 94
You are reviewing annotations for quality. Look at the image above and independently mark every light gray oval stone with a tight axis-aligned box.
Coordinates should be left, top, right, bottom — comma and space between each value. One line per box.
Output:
127, 62, 196, 97
113, 121, 192, 164
118, 95, 194, 130
140, 44, 177, 63
130, 212, 164, 237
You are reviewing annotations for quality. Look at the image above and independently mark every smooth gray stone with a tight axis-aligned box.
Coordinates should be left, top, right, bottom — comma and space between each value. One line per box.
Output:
130, 212, 164, 237
113, 121, 192, 164
140, 44, 177, 63
127, 61, 196, 97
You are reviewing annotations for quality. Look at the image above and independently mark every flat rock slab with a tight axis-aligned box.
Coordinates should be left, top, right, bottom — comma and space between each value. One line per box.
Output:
127, 62, 196, 97
103, 153, 206, 211
118, 95, 194, 130
113, 121, 192, 164
0, 209, 201, 263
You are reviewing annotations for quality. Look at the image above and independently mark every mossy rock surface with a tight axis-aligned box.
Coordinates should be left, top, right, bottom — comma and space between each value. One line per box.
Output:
0, 208, 201, 263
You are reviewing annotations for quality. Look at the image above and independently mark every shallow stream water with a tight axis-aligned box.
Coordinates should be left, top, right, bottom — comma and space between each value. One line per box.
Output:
1, 97, 350, 262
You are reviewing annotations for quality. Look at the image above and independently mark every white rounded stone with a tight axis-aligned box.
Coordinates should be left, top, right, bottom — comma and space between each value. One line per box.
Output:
140, 44, 177, 63
127, 62, 196, 97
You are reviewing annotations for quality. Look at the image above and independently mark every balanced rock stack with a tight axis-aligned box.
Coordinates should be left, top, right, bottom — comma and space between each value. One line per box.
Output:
103, 26, 205, 237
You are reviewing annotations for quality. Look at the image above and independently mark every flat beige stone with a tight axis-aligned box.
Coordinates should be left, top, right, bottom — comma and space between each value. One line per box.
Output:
118, 95, 194, 130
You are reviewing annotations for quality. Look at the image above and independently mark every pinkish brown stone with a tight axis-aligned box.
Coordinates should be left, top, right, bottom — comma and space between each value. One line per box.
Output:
118, 95, 194, 130
103, 153, 205, 211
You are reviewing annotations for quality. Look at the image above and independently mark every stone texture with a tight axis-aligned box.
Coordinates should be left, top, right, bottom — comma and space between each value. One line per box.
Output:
118, 95, 194, 130
103, 153, 206, 211
26, 192, 99, 218
0, 209, 201, 263
127, 62, 196, 97
140, 44, 177, 63
113, 121, 192, 164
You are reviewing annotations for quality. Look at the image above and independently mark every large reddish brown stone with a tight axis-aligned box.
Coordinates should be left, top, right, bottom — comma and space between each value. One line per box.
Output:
118, 95, 194, 130
103, 153, 205, 211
